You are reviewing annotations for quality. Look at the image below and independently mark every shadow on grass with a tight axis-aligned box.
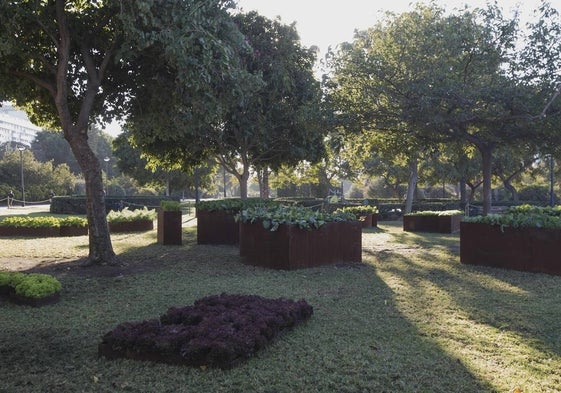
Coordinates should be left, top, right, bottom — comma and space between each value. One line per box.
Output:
365, 225, 561, 362
1, 231, 496, 392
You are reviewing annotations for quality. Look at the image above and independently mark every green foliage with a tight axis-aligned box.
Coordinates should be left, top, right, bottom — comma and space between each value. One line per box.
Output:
196, 198, 280, 213
160, 200, 182, 212
58, 216, 87, 228
237, 205, 356, 232
0, 149, 77, 200
0, 216, 61, 228
13, 273, 61, 298
106, 207, 156, 223
335, 205, 379, 215
405, 210, 463, 217
463, 204, 561, 229
0, 271, 25, 287
0, 215, 86, 228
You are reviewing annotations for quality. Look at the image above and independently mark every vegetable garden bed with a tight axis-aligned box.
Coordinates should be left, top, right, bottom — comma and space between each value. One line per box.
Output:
403, 211, 463, 233
239, 220, 362, 270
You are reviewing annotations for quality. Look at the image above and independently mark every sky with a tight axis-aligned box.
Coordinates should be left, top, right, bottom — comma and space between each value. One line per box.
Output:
235, 0, 551, 55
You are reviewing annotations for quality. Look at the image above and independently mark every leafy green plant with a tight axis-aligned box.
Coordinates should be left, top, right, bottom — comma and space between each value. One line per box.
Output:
335, 205, 379, 216
0, 271, 25, 287
196, 198, 280, 213
0, 216, 61, 228
58, 216, 87, 227
13, 273, 62, 298
237, 205, 356, 231
463, 204, 561, 229
160, 200, 182, 212
405, 209, 463, 217
107, 207, 156, 223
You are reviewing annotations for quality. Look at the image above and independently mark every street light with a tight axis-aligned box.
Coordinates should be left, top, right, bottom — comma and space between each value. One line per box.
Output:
17, 145, 25, 207
103, 157, 110, 195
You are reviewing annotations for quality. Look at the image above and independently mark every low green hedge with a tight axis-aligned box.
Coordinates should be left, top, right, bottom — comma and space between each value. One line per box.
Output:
196, 198, 281, 214
106, 207, 156, 223
405, 209, 464, 217
335, 205, 379, 216
0, 216, 86, 228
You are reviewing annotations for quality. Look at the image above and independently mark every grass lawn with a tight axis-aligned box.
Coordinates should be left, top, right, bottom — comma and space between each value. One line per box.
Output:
0, 210, 560, 392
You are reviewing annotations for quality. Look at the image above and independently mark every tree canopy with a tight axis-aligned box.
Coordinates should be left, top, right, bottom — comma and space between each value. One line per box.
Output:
326, 3, 561, 214
0, 0, 247, 264
125, 10, 325, 199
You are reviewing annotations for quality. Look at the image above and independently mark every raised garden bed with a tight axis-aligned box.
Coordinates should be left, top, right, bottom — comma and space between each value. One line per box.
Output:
196, 210, 239, 245
0, 226, 60, 237
0, 272, 61, 307
237, 205, 361, 270
460, 221, 561, 275
196, 199, 281, 245
239, 220, 362, 270
107, 207, 156, 233
98, 293, 313, 369
335, 205, 378, 229
403, 210, 463, 233
108, 219, 154, 233
157, 210, 183, 245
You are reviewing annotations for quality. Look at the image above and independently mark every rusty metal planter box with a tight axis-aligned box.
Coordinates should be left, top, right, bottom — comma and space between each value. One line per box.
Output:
403, 214, 462, 233
239, 221, 362, 270
157, 210, 183, 245
108, 220, 154, 233
460, 221, 561, 275
196, 210, 239, 245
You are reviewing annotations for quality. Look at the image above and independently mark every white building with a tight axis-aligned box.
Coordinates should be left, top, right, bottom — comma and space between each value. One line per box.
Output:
0, 102, 41, 148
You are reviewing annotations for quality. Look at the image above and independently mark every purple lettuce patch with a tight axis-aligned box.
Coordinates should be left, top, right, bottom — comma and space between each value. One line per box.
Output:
99, 293, 313, 368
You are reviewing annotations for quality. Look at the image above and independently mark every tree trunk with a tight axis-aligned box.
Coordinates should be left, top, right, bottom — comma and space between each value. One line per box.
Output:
502, 179, 519, 202
50, 1, 116, 265
480, 146, 494, 216
67, 133, 116, 265
404, 158, 418, 214
238, 166, 250, 200
260, 168, 270, 199
459, 177, 467, 210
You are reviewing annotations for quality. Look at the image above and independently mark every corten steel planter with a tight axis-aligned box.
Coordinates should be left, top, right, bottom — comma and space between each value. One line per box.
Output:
109, 220, 154, 233
358, 214, 373, 228
59, 225, 88, 237
403, 214, 462, 233
196, 209, 239, 245
0, 226, 60, 237
239, 220, 362, 270
460, 221, 561, 275
157, 210, 183, 245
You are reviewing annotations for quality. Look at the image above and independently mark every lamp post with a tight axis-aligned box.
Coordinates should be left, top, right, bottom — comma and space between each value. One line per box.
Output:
549, 154, 555, 207
17, 145, 25, 207
103, 157, 110, 195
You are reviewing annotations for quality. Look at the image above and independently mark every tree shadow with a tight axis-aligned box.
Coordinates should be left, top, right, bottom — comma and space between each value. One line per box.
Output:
365, 226, 561, 360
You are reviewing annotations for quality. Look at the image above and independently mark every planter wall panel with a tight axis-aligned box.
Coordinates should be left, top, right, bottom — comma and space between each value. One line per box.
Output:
157, 211, 183, 245
196, 210, 239, 245
403, 215, 462, 233
109, 220, 153, 233
240, 221, 361, 270
460, 222, 561, 275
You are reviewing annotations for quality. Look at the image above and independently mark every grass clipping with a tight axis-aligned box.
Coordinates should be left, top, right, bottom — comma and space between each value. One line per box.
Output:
99, 293, 313, 369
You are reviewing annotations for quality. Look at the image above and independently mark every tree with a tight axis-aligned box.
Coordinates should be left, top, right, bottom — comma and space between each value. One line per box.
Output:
126, 11, 325, 199
0, 0, 245, 264
327, 3, 558, 215
113, 131, 217, 197
0, 149, 76, 200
